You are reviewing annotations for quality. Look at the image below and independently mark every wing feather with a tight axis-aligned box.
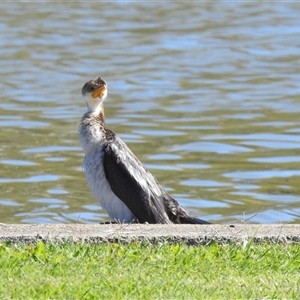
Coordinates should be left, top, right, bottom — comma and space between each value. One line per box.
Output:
103, 130, 171, 224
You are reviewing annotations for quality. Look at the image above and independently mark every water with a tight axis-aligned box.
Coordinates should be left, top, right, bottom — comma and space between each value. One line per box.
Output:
0, 2, 300, 224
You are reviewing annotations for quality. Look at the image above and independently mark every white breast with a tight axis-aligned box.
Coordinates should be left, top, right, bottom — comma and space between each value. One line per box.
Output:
79, 114, 135, 222
83, 150, 135, 222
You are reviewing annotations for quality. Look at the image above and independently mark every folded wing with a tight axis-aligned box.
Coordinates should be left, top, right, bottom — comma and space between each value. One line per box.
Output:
103, 130, 172, 224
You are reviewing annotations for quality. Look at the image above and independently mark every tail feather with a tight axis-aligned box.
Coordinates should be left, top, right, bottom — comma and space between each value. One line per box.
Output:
180, 215, 211, 224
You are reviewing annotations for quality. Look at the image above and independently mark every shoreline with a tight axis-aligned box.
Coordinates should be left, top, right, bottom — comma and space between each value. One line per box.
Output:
0, 223, 299, 244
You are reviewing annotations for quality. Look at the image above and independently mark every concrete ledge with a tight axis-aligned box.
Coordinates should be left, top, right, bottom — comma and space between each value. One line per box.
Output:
0, 224, 299, 245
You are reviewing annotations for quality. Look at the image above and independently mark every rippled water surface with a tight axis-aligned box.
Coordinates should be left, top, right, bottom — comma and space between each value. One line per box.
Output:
1, 2, 300, 224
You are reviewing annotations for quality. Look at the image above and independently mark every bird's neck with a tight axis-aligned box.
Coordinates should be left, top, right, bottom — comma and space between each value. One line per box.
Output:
79, 103, 107, 155
89, 102, 105, 125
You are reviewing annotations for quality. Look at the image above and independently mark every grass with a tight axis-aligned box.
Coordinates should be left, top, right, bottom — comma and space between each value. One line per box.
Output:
0, 240, 299, 299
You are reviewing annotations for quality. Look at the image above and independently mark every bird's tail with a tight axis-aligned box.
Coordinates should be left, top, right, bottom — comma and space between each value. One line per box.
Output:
180, 216, 211, 224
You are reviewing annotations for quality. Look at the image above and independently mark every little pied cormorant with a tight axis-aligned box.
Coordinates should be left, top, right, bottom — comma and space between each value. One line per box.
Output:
79, 76, 210, 224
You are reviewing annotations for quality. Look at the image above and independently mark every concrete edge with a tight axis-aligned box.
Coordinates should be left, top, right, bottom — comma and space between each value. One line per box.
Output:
0, 224, 299, 245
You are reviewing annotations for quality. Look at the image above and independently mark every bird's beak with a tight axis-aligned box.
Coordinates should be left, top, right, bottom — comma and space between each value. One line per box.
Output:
91, 85, 106, 98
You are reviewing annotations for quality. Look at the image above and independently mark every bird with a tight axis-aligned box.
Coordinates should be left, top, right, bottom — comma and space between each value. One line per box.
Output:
79, 76, 210, 224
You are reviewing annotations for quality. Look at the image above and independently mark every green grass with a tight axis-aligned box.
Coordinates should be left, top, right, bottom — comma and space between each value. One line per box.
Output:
0, 240, 299, 299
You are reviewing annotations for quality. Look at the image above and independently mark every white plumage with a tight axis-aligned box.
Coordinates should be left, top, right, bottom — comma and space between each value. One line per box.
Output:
79, 101, 135, 223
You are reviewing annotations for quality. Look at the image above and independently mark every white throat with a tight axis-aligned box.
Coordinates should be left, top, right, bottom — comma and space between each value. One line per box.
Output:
84, 89, 107, 113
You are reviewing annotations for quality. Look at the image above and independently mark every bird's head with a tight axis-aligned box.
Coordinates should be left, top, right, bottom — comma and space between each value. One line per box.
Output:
81, 76, 107, 112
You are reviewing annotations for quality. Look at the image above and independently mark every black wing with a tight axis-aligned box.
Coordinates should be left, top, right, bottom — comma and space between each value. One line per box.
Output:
103, 130, 172, 224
